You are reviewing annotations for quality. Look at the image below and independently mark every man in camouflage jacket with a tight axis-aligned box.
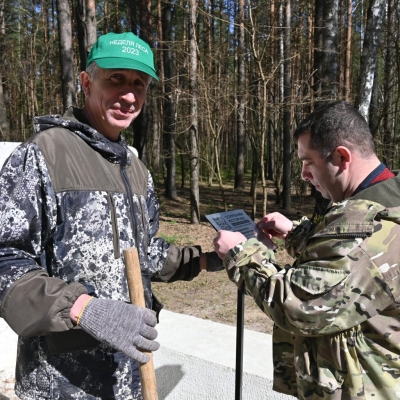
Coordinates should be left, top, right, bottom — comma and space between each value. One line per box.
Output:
214, 101, 400, 399
0, 32, 221, 399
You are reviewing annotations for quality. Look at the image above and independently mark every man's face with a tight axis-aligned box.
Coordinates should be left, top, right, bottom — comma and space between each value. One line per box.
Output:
297, 132, 344, 202
81, 68, 149, 141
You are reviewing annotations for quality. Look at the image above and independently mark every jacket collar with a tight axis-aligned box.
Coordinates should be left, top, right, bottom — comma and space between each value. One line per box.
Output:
33, 107, 132, 165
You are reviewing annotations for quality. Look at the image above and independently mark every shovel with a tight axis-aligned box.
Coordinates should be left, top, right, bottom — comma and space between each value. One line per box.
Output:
124, 247, 158, 400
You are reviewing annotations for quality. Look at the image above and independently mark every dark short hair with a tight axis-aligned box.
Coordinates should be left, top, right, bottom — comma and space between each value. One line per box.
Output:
293, 101, 375, 159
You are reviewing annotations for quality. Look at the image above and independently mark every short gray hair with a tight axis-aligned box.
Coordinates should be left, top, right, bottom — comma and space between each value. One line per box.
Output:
85, 61, 101, 79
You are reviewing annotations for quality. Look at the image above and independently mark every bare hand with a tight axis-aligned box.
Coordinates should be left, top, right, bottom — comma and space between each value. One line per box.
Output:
256, 212, 293, 240
213, 231, 247, 259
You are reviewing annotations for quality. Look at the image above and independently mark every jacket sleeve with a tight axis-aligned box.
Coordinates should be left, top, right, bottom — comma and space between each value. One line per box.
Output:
144, 171, 203, 282
0, 142, 87, 336
224, 200, 400, 336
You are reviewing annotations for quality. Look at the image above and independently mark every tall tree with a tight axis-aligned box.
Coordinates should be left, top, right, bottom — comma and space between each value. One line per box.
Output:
0, 0, 10, 139
189, 0, 200, 223
312, 0, 339, 220
76, 0, 97, 72
162, 1, 177, 199
282, 0, 291, 210
355, 0, 385, 121
343, 0, 352, 101
234, 0, 245, 190
57, 0, 76, 111
132, 0, 153, 163
313, 0, 339, 106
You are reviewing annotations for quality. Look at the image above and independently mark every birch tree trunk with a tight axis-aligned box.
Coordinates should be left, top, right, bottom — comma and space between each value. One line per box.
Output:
56, 0, 76, 111
355, 0, 385, 122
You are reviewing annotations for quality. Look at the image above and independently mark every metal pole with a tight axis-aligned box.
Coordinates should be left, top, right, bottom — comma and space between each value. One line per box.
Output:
235, 289, 244, 400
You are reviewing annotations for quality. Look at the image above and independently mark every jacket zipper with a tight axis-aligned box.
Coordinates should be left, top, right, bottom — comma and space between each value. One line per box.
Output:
107, 192, 120, 259
312, 232, 371, 239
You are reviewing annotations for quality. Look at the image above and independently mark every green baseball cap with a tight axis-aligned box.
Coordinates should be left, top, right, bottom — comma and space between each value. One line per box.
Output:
86, 32, 158, 81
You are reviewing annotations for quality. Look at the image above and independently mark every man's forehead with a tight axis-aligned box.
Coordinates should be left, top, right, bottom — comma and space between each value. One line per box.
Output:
101, 68, 150, 80
297, 133, 321, 160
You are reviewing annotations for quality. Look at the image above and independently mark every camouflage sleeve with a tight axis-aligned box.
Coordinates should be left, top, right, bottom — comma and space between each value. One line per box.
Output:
224, 200, 400, 336
0, 142, 86, 335
284, 216, 314, 258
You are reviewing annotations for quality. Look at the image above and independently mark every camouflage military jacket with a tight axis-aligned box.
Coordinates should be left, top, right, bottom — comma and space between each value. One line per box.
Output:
0, 108, 202, 399
224, 177, 400, 399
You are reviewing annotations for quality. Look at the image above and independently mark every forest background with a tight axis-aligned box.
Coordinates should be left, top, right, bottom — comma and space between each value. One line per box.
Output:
0, 0, 399, 331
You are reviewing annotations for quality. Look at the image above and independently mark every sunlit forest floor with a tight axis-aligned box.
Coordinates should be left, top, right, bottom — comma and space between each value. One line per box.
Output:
153, 179, 315, 334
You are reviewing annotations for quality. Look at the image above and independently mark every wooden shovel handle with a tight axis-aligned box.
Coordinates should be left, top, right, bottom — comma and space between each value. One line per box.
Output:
124, 247, 158, 400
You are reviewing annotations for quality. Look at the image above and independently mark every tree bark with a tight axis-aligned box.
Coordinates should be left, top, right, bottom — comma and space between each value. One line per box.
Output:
344, 0, 352, 101
75, 0, 97, 72
355, 0, 385, 121
0, 0, 10, 139
234, 0, 245, 190
56, 0, 76, 111
189, 0, 200, 223
313, 0, 339, 107
282, 0, 291, 210
162, 1, 177, 200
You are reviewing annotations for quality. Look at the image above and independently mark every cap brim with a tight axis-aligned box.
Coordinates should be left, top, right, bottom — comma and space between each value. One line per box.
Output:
95, 58, 159, 81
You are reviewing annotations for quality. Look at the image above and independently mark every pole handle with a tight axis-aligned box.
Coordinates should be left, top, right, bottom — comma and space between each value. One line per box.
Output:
124, 247, 158, 400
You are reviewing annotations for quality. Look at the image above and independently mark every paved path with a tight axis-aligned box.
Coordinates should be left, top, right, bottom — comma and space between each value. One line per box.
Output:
0, 318, 18, 399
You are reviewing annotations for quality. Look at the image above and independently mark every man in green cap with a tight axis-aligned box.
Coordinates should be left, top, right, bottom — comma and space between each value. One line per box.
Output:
0, 32, 222, 399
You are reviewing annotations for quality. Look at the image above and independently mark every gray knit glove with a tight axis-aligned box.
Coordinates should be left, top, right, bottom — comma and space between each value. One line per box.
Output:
78, 298, 159, 364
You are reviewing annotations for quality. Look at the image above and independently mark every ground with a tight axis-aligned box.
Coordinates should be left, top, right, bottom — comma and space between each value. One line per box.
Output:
152, 179, 314, 335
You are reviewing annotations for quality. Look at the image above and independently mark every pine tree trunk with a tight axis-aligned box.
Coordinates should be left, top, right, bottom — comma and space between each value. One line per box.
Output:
162, 1, 177, 199
282, 0, 291, 210
0, 0, 10, 139
56, 0, 76, 111
189, 0, 200, 223
76, 0, 97, 72
234, 0, 245, 190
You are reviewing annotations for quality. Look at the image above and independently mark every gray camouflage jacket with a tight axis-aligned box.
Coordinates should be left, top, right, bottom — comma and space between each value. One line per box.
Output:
0, 107, 203, 399
224, 174, 400, 399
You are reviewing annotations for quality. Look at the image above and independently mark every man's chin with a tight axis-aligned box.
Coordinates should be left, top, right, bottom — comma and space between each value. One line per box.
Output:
315, 187, 329, 200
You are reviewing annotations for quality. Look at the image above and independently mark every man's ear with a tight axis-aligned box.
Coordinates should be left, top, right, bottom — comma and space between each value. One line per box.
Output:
80, 71, 91, 97
334, 146, 352, 170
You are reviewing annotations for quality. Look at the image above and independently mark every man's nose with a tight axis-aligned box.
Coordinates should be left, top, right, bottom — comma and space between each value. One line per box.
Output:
301, 167, 311, 181
120, 89, 136, 103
